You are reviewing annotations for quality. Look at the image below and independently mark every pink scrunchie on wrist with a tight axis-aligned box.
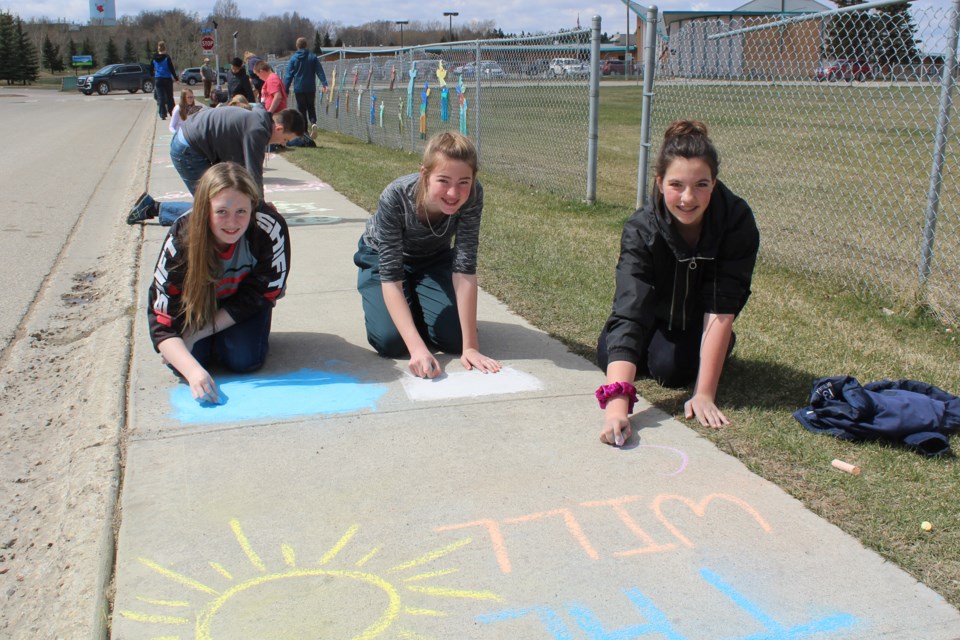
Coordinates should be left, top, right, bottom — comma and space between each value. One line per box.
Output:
595, 381, 638, 413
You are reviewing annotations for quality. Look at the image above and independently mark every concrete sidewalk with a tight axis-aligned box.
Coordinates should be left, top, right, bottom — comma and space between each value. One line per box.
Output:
110, 121, 960, 639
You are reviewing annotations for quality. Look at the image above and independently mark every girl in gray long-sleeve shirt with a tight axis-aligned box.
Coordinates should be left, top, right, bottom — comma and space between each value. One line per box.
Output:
354, 132, 501, 379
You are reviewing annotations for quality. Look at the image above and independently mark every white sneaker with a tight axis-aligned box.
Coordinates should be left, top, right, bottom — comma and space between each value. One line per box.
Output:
309, 123, 319, 140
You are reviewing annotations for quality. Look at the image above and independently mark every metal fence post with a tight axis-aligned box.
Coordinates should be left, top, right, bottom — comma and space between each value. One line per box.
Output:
918, 0, 960, 286
637, 5, 659, 209
587, 16, 601, 204
474, 42, 482, 160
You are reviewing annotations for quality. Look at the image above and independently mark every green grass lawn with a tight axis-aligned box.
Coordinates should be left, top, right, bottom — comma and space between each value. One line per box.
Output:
283, 131, 960, 610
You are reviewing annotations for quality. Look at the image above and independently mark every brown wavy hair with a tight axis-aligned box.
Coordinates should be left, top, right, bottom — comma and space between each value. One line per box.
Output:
415, 131, 479, 218
180, 162, 260, 333
651, 120, 720, 205
178, 88, 198, 120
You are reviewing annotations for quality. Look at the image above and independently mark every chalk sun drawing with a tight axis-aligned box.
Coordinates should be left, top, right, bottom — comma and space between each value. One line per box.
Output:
117, 521, 502, 639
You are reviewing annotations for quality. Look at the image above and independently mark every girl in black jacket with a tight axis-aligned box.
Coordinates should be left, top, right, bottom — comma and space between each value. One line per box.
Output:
597, 120, 759, 445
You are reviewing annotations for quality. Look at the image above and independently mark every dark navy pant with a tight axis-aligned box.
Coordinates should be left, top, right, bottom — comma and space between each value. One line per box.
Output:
190, 306, 273, 373
596, 320, 704, 389
354, 240, 462, 358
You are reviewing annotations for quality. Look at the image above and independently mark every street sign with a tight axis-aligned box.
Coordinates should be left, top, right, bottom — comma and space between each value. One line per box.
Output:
71, 55, 93, 67
201, 35, 215, 51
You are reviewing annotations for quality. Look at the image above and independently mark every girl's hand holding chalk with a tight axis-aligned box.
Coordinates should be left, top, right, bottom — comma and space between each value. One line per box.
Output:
409, 350, 441, 379
601, 415, 632, 447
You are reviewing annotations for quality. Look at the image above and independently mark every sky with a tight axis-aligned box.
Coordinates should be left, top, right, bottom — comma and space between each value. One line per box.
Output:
5, 0, 796, 34
6, 0, 952, 47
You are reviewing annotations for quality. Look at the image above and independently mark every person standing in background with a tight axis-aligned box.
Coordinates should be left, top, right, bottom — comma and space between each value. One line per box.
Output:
228, 56, 255, 103
152, 41, 179, 120
243, 51, 264, 102
283, 37, 328, 138
200, 57, 216, 99
254, 60, 287, 114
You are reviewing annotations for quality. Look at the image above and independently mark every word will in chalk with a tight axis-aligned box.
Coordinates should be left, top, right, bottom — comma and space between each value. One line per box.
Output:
436, 493, 771, 573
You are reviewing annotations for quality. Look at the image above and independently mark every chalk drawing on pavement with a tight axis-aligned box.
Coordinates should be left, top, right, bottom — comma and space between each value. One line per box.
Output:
169, 368, 387, 423
401, 366, 543, 401
117, 521, 501, 639
436, 492, 773, 573
476, 566, 858, 639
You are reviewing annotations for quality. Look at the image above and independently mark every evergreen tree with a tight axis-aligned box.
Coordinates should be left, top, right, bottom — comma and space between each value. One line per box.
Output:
0, 13, 16, 84
144, 39, 152, 62
105, 37, 121, 64
313, 29, 322, 54
42, 35, 64, 72
123, 38, 137, 62
875, 2, 921, 64
68, 38, 78, 58
334, 36, 343, 47
323, 32, 333, 48
81, 37, 98, 67
14, 17, 39, 84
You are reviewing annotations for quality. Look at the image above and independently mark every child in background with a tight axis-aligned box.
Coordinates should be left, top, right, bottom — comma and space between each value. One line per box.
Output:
147, 162, 291, 404
169, 88, 203, 133
597, 120, 759, 445
354, 131, 501, 379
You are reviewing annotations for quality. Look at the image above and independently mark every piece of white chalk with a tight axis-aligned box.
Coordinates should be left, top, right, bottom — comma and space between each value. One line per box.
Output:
831, 459, 861, 476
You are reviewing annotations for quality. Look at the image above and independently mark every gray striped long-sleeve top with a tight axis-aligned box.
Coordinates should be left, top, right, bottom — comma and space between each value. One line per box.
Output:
360, 173, 484, 283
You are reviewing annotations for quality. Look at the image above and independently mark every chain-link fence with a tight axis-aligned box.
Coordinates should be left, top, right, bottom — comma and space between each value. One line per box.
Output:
277, 30, 594, 202
648, 0, 960, 325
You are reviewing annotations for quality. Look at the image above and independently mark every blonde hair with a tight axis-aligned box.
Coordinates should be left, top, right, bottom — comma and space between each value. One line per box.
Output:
157, 41, 167, 54
415, 131, 479, 218
228, 94, 252, 109
180, 163, 260, 333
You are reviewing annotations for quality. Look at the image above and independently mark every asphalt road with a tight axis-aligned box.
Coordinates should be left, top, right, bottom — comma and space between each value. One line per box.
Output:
0, 86, 153, 358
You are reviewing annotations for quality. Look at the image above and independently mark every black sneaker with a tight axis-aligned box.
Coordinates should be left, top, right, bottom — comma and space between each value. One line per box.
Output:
127, 193, 158, 224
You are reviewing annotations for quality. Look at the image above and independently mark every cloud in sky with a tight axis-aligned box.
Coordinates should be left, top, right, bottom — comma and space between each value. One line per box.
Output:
6, 0, 760, 34
8, 0, 954, 53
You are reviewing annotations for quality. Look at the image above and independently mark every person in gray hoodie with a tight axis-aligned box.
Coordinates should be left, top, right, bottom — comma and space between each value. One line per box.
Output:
283, 37, 328, 135
597, 120, 759, 444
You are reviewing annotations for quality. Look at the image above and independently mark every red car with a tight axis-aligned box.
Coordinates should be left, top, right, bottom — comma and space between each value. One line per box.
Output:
815, 59, 873, 82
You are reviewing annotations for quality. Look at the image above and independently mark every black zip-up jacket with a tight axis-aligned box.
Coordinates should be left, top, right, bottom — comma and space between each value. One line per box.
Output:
603, 179, 760, 367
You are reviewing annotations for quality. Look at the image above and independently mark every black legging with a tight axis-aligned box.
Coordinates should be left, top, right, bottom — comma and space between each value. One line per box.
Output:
596, 320, 704, 388
155, 77, 175, 118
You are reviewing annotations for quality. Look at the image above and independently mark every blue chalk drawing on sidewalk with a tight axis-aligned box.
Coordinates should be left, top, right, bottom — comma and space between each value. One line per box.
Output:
170, 368, 387, 423
476, 566, 858, 638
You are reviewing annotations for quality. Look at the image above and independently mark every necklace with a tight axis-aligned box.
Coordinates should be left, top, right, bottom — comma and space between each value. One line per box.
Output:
423, 211, 452, 238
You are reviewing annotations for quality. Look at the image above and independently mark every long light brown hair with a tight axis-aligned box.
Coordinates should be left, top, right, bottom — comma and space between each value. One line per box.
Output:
415, 131, 479, 219
178, 88, 198, 120
180, 162, 260, 333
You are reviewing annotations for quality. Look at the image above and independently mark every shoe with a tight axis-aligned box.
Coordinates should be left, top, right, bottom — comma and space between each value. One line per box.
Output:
309, 123, 319, 140
127, 192, 158, 224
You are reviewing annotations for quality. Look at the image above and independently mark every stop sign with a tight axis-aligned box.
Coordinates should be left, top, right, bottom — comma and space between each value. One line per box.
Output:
201, 35, 215, 51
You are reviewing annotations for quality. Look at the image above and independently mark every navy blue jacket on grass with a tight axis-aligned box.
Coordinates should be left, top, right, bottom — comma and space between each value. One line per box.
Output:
793, 376, 960, 456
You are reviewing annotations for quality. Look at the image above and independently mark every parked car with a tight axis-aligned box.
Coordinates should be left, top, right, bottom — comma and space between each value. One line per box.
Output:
815, 59, 873, 82
523, 58, 552, 76
454, 61, 506, 79
409, 59, 445, 79
601, 59, 629, 75
180, 67, 229, 86
549, 57, 589, 77
381, 59, 410, 82
77, 63, 155, 95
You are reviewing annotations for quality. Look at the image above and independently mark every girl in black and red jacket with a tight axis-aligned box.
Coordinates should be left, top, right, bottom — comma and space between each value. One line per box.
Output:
147, 162, 290, 404
597, 120, 760, 445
